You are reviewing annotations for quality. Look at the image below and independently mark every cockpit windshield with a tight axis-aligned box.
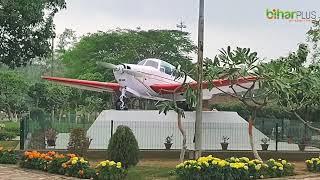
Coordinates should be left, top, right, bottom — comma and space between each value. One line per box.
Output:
160, 61, 175, 75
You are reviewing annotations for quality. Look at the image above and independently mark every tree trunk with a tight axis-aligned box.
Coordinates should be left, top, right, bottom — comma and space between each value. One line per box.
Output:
6, 106, 13, 121
177, 112, 187, 162
248, 117, 262, 161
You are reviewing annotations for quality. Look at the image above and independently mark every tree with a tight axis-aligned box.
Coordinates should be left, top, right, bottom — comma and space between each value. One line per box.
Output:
62, 29, 196, 81
0, 0, 66, 68
267, 44, 320, 133
57, 28, 78, 53
307, 20, 320, 63
0, 70, 28, 120
157, 67, 195, 162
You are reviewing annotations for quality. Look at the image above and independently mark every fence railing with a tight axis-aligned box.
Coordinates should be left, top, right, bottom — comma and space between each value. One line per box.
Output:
20, 113, 320, 152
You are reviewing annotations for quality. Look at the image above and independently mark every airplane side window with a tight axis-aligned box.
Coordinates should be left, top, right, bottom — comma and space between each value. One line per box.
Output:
145, 60, 158, 69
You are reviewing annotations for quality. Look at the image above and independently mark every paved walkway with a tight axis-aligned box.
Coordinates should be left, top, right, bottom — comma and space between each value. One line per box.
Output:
0, 165, 79, 180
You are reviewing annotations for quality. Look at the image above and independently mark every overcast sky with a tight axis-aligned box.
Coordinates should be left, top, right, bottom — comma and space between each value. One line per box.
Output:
54, 0, 320, 61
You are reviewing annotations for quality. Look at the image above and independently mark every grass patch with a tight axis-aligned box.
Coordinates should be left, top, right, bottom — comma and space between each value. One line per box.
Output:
0, 140, 19, 149
127, 166, 174, 180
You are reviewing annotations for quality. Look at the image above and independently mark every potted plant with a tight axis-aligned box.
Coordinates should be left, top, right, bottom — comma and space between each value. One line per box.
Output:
45, 128, 57, 146
221, 136, 229, 150
260, 137, 270, 151
164, 134, 173, 150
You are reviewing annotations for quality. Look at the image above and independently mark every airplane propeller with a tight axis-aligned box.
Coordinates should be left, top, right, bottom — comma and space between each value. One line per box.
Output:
96, 61, 118, 70
96, 61, 144, 78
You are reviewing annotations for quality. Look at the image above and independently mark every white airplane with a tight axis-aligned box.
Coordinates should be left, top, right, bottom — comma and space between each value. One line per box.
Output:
42, 58, 257, 110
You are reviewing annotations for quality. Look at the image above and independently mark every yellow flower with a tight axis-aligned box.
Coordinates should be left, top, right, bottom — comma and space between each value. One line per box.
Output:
80, 158, 86, 163
196, 166, 201, 170
281, 160, 287, 165
71, 160, 77, 165
116, 162, 121, 167
248, 161, 254, 165
72, 157, 79, 161
240, 157, 249, 163
279, 167, 284, 171
101, 162, 107, 167
244, 166, 248, 170
176, 163, 183, 169
255, 164, 261, 171
109, 161, 116, 166
218, 160, 227, 167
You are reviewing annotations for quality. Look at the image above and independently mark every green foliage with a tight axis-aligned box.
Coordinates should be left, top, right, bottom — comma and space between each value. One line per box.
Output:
67, 128, 92, 157
47, 156, 68, 175
64, 157, 95, 179
0, 149, 17, 164
0, 70, 27, 119
306, 157, 320, 172
0, 0, 66, 68
96, 160, 127, 180
0, 131, 16, 141
307, 20, 320, 63
107, 125, 140, 168
62, 29, 195, 80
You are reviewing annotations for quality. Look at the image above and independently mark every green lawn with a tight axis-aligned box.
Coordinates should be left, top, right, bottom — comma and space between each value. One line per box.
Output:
0, 140, 19, 149
127, 166, 175, 180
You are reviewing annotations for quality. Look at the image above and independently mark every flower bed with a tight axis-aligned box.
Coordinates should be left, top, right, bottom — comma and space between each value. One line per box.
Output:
305, 157, 320, 172
175, 155, 294, 180
18, 150, 127, 179
0, 146, 18, 164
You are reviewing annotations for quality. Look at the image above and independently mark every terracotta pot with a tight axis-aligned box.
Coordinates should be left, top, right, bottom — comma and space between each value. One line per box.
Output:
261, 144, 269, 151
47, 139, 56, 146
164, 143, 173, 150
221, 143, 229, 150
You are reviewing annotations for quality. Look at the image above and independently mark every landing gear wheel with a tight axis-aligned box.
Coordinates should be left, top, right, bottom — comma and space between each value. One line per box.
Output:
115, 99, 128, 110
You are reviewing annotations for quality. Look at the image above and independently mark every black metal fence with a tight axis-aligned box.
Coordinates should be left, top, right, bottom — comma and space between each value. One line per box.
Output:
19, 113, 320, 152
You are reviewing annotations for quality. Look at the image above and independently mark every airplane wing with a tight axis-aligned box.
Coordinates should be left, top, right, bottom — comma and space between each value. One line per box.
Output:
42, 76, 121, 92
150, 76, 258, 98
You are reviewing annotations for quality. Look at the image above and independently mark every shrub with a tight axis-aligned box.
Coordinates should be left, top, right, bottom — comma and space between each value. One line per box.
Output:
305, 157, 320, 172
265, 159, 294, 178
96, 160, 127, 180
175, 155, 294, 180
67, 128, 92, 157
0, 131, 16, 140
107, 125, 140, 168
47, 152, 68, 174
64, 156, 96, 179
0, 147, 18, 164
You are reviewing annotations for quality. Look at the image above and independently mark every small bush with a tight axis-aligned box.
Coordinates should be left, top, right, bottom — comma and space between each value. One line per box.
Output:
0, 147, 17, 164
107, 125, 140, 168
47, 153, 68, 175
0, 131, 16, 140
64, 156, 96, 179
96, 160, 127, 180
20, 151, 46, 170
305, 157, 320, 172
67, 128, 92, 157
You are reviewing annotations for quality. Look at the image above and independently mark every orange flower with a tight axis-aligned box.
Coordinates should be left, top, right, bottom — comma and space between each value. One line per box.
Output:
24, 151, 31, 156
45, 156, 53, 161
62, 163, 67, 169
0, 147, 3, 151
47, 151, 55, 156
67, 153, 76, 158
28, 155, 34, 159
